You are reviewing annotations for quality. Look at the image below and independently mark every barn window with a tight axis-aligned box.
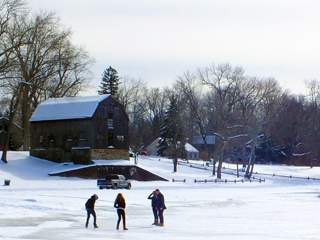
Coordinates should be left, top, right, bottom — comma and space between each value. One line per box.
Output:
48, 134, 56, 147
39, 136, 43, 143
117, 135, 124, 142
107, 132, 114, 146
107, 112, 113, 129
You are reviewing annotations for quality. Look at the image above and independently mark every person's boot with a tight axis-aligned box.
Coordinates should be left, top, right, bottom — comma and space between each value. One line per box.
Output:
152, 220, 158, 225
123, 226, 128, 230
94, 224, 99, 228
85, 223, 88, 228
116, 223, 119, 230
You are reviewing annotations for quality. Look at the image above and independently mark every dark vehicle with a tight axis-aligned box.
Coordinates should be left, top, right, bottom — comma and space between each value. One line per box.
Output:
97, 174, 131, 190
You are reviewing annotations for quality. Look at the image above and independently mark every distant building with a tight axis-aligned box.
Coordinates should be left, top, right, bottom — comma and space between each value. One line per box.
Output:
192, 135, 216, 160
184, 143, 199, 160
29, 95, 129, 163
0, 117, 23, 150
145, 137, 199, 160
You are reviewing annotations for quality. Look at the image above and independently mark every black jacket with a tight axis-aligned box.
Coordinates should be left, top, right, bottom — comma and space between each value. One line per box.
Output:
148, 193, 157, 207
85, 196, 96, 209
114, 197, 126, 209
154, 193, 166, 210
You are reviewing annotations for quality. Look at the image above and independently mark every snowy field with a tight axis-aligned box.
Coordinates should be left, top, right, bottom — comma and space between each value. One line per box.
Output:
1, 152, 320, 240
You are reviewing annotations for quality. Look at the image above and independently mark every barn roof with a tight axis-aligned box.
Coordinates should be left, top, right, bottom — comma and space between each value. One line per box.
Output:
30, 95, 110, 122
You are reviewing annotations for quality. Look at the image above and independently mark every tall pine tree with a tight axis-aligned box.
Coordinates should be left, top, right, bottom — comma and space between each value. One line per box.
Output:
98, 66, 120, 97
158, 95, 186, 172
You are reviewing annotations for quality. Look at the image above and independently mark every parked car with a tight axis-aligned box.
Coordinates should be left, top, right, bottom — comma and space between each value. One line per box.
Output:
97, 174, 131, 190
139, 149, 147, 155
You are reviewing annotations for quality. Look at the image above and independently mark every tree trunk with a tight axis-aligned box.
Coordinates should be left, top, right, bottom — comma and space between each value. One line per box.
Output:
217, 141, 226, 179
1, 87, 22, 163
1, 118, 14, 163
173, 158, 177, 172
212, 158, 216, 176
1, 129, 10, 163
236, 160, 239, 178
245, 145, 256, 179
21, 88, 31, 151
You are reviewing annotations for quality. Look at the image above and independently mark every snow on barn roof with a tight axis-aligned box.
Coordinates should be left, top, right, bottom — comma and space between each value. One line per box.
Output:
30, 95, 110, 122
185, 143, 199, 153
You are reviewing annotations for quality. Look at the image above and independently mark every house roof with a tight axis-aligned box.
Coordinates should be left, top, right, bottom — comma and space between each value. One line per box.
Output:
192, 135, 216, 145
30, 95, 110, 122
145, 138, 199, 154
185, 143, 199, 153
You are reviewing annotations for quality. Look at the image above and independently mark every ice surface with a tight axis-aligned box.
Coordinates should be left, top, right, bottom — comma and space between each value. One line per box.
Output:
1, 152, 320, 240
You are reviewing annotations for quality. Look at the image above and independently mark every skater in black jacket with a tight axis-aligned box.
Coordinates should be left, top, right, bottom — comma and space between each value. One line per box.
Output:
85, 194, 99, 228
150, 189, 166, 226
114, 193, 128, 230
148, 190, 159, 225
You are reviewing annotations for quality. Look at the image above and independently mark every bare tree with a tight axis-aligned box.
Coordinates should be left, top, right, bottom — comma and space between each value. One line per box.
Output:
34, 41, 92, 105
198, 63, 247, 178
145, 87, 170, 138
0, 0, 25, 75
118, 77, 147, 115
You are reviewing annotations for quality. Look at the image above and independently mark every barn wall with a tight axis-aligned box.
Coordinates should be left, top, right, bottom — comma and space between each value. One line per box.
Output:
30, 119, 94, 150
92, 148, 129, 160
92, 97, 129, 150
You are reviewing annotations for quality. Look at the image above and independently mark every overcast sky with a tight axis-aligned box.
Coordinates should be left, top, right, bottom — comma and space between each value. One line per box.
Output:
28, 0, 320, 94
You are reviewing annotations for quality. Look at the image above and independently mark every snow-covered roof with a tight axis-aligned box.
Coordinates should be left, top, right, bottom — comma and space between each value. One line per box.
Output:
30, 95, 110, 122
185, 143, 199, 153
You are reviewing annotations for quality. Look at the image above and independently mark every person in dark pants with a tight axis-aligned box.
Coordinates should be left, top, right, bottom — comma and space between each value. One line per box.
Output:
114, 193, 128, 230
85, 194, 99, 228
152, 189, 166, 226
155, 189, 166, 226
148, 190, 159, 225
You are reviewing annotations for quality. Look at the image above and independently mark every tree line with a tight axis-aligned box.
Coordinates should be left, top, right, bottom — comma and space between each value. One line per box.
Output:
105, 64, 320, 171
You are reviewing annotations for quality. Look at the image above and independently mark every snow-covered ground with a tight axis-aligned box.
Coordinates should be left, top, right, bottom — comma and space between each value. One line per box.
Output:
1, 152, 320, 240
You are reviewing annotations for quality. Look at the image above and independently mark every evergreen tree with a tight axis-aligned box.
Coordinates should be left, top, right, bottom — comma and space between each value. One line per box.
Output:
98, 66, 120, 97
158, 95, 186, 172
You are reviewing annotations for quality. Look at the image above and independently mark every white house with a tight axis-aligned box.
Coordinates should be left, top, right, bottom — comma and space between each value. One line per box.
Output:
145, 137, 199, 160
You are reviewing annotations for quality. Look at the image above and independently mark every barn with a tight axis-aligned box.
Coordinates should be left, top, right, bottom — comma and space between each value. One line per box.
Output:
29, 95, 129, 163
